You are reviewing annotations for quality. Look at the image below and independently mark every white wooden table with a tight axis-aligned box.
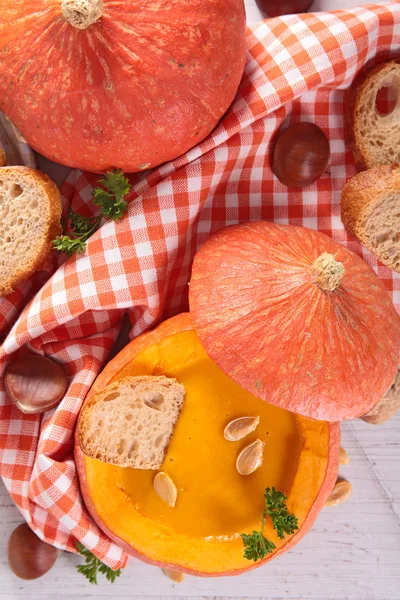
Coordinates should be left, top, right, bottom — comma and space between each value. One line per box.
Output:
1, 1, 398, 600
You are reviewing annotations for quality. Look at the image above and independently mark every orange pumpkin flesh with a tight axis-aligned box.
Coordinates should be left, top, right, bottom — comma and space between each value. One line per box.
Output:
189, 222, 400, 422
0, 0, 246, 173
76, 314, 340, 575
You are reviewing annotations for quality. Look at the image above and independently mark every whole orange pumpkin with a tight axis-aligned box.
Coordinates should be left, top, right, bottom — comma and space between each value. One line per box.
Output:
189, 221, 400, 422
0, 0, 246, 173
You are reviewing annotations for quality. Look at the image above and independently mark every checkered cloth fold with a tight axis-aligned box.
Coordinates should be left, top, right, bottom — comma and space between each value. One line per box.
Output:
0, 3, 399, 570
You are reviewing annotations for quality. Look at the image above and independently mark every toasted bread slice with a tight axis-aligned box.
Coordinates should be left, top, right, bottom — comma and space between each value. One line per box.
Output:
0, 145, 6, 166
78, 375, 186, 469
0, 166, 62, 297
347, 60, 400, 170
362, 367, 400, 425
341, 165, 400, 273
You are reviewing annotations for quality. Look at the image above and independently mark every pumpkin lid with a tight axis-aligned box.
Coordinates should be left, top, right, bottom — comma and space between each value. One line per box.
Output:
189, 221, 400, 422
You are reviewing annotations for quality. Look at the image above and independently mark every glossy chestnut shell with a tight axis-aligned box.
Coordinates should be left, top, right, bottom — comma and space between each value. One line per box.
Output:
8, 523, 60, 580
4, 355, 68, 414
272, 122, 330, 188
256, 0, 313, 17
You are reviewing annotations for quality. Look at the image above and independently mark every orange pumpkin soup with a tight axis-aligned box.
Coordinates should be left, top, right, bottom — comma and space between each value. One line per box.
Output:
81, 319, 338, 574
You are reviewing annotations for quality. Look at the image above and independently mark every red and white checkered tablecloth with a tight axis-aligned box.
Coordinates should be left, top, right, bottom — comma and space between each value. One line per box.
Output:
0, 3, 399, 571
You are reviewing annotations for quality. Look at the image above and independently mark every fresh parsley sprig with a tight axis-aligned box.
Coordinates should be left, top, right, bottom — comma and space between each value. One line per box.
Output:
69, 211, 99, 234
241, 487, 298, 562
54, 169, 131, 256
53, 234, 89, 257
241, 513, 276, 562
92, 170, 130, 220
76, 542, 122, 584
54, 212, 101, 256
265, 487, 299, 539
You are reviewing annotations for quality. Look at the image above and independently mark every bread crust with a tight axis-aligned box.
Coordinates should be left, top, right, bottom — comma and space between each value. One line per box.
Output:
0, 166, 62, 296
342, 165, 400, 423
341, 164, 400, 273
0, 145, 6, 167
346, 60, 400, 171
362, 367, 400, 424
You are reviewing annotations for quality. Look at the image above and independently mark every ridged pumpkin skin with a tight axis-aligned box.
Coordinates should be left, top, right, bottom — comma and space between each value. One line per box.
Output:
0, 0, 246, 173
189, 221, 400, 422
75, 313, 340, 576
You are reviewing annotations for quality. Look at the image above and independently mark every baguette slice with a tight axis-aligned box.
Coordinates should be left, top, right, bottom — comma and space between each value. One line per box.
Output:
341, 165, 400, 273
347, 60, 400, 170
0, 166, 62, 297
362, 367, 400, 425
78, 375, 186, 469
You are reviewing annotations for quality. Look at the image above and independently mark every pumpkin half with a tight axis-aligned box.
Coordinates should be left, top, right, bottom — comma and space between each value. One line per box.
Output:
189, 221, 400, 422
76, 313, 340, 575
0, 0, 246, 173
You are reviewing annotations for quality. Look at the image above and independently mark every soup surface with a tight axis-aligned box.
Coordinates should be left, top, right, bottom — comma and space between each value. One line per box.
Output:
82, 325, 333, 573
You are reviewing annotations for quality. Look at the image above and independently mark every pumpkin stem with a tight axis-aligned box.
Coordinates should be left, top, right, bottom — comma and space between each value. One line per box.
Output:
311, 252, 345, 292
62, 0, 103, 29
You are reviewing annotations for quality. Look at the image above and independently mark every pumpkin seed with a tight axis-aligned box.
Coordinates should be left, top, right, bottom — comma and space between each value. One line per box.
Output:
325, 478, 352, 507
224, 416, 260, 441
236, 439, 265, 475
163, 569, 185, 582
339, 447, 350, 465
153, 472, 177, 507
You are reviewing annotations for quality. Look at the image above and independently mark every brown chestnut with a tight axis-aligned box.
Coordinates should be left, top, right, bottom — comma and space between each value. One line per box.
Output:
8, 523, 60, 580
272, 122, 330, 188
256, 0, 313, 17
4, 355, 68, 414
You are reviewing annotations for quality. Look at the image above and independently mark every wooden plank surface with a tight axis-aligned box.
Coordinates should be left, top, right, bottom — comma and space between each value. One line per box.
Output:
1, 1, 397, 599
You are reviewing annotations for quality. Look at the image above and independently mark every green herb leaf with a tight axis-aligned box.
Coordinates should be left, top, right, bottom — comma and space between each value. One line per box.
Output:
92, 169, 130, 221
99, 562, 122, 583
241, 488, 298, 561
53, 211, 101, 256
264, 487, 299, 539
53, 235, 88, 256
76, 542, 122, 585
241, 530, 276, 562
54, 170, 131, 256
69, 211, 98, 236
